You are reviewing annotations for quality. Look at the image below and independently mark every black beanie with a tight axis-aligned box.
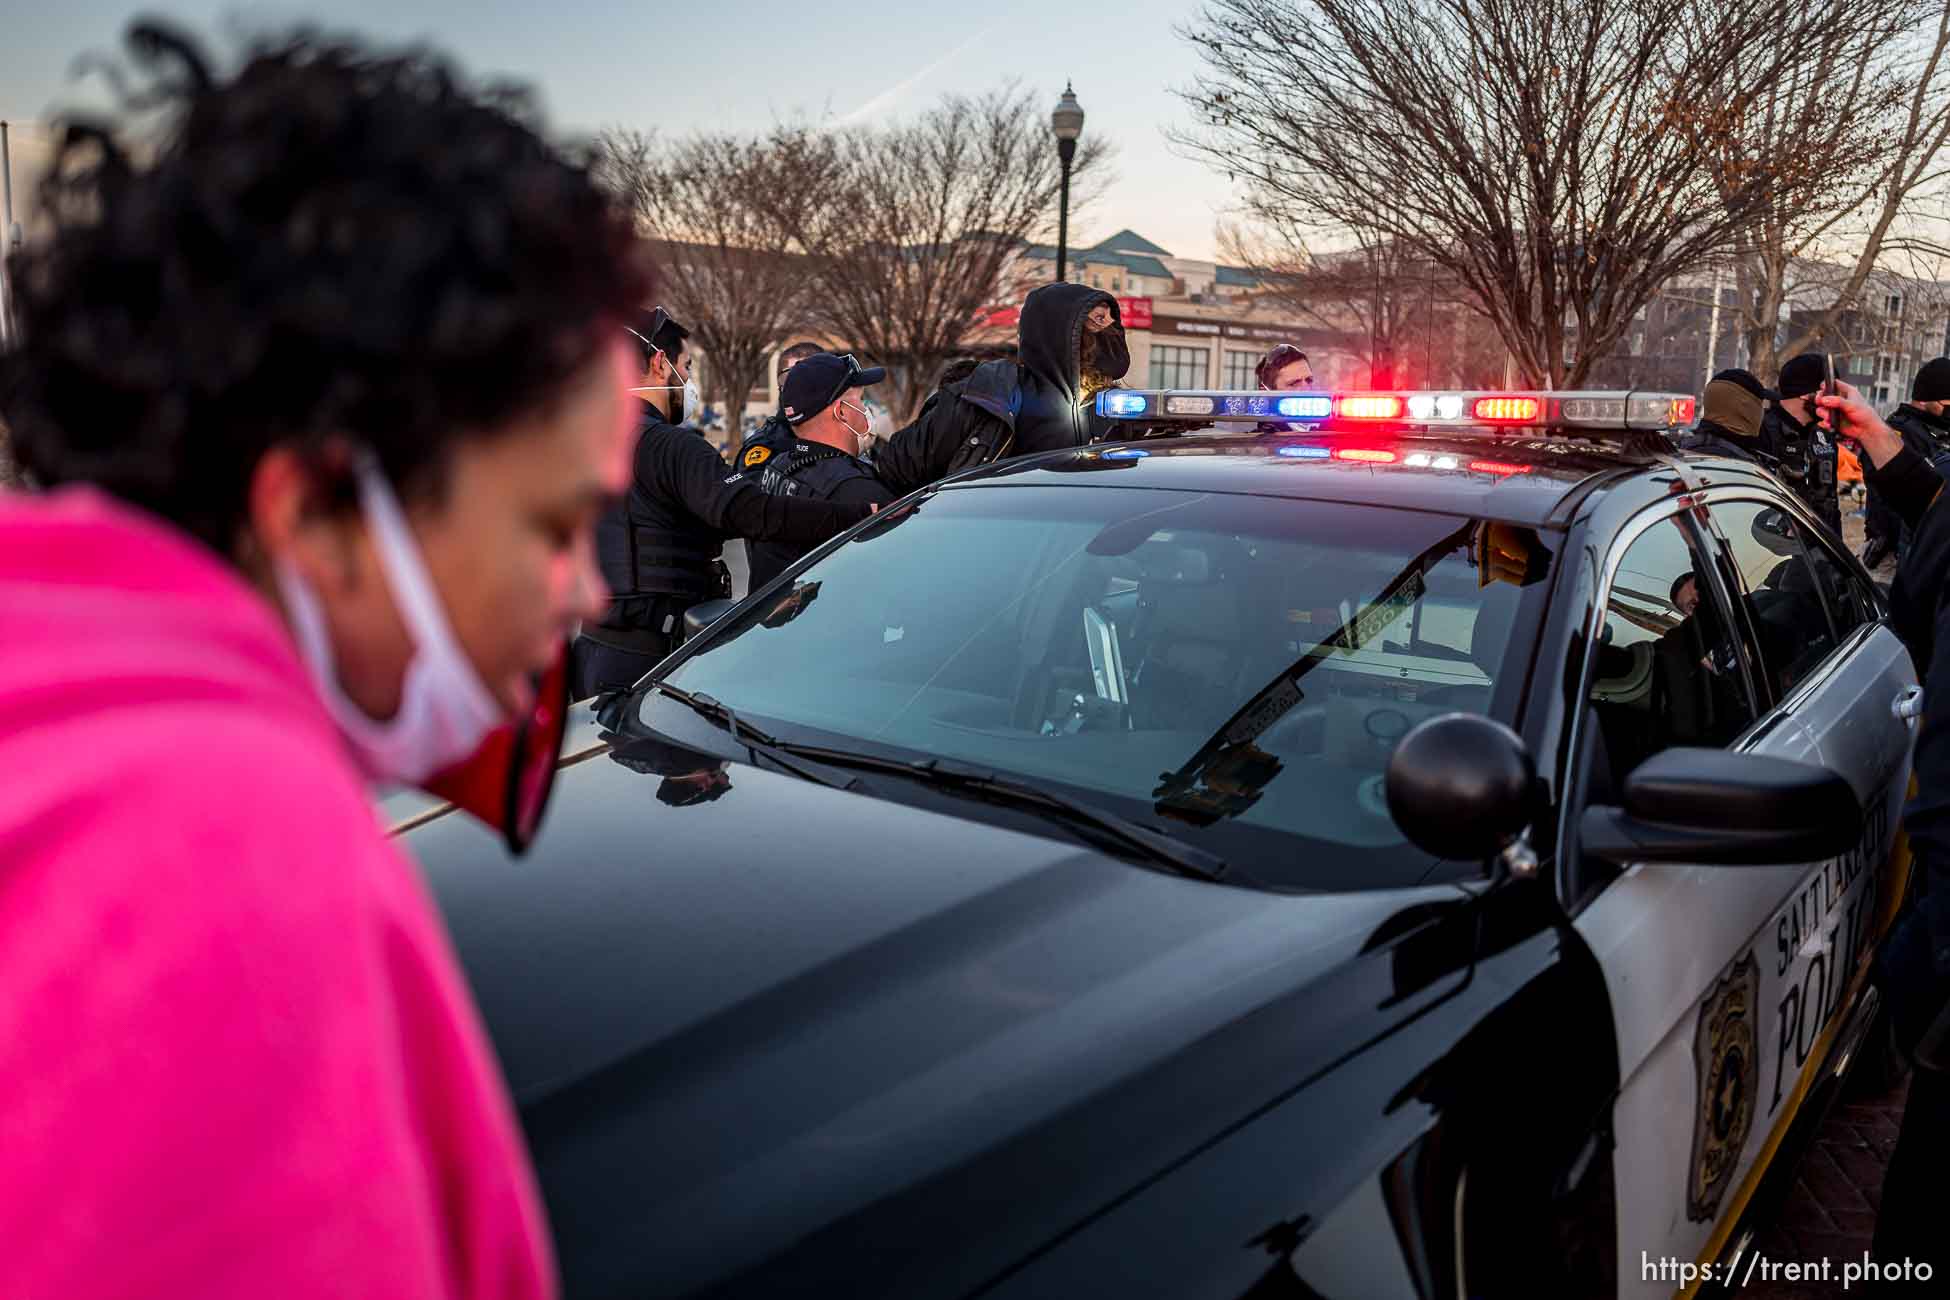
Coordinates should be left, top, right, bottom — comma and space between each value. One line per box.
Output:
1778, 354, 1826, 400
1915, 357, 1950, 403
1710, 368, 1777, 402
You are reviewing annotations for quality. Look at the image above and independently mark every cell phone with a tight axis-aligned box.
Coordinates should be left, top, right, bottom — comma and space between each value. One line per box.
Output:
1820, 352, 1840, 437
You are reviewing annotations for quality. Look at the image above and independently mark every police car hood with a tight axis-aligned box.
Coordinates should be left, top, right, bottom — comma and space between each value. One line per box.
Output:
405, 732, 1464, 1296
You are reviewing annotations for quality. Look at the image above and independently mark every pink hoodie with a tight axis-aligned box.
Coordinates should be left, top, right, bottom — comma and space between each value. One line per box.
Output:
0, 487, 557, 1299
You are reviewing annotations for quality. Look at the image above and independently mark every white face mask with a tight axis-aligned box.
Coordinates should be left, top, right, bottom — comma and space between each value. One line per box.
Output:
274, 457, 506, 785
835, 399, 870, 452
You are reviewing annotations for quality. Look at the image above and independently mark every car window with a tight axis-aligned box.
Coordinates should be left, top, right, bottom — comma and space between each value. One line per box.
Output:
654, 486, 1560, 891
1804, 522, 1878, 636
1586, 513, 1757, 786
1709, 499, 1850, 699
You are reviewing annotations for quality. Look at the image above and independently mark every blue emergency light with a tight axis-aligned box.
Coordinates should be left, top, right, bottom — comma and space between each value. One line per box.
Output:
1101, 391, 1150, 417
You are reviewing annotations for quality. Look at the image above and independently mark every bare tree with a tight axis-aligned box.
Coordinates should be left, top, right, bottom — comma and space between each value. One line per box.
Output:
777, 87, 1110, 422
1222, 224, 1508, 387
1701, 4, 1950, 378
598, 129, 831, 438
1177, 0, 1861, 387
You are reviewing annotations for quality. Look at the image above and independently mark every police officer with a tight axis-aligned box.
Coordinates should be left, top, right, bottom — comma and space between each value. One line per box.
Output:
732, 341, 824, 482
1866, 357, 1950, 568
747, 352, 897, 592
1761, 353, 1844, 536
570, 309, 878, 700
1673, 368, 1775, 463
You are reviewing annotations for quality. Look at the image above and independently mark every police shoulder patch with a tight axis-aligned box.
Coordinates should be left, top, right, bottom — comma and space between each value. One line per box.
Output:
1686, 950, 1760, 1222
743, 445, 772, 468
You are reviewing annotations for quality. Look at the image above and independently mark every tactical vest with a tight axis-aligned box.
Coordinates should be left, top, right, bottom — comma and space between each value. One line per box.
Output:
1768, 413, 1842, 530
748, 443, 875, 591
592, 424, 728, 624
759, 442, 855, 496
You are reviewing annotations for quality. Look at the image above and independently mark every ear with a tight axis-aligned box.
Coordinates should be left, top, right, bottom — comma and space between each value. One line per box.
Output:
247, 444, 367, 591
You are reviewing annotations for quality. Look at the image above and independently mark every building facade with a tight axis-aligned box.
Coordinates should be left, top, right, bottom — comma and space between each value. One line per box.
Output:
999, 229, 1366, 391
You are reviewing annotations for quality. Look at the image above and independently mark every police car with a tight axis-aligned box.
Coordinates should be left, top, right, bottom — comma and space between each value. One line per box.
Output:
399, 388, 1916, 1299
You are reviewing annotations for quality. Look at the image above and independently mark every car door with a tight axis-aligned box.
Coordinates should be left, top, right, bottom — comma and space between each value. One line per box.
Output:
1565, 491, 1913, 1298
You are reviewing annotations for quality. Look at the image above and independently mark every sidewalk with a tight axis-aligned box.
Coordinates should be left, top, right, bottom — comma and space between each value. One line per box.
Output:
1743, 1078, 1908, 1297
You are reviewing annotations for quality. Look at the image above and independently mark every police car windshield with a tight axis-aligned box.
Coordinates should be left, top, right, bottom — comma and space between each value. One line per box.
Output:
654, 485, 1557, 891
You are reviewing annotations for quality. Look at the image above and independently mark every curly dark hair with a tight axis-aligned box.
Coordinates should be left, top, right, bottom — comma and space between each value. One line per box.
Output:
0, 21, 653, 554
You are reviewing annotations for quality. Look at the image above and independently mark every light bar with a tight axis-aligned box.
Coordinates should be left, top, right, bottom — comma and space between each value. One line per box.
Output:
1094, 390, 1333, 421
1096, 388, 1699, 431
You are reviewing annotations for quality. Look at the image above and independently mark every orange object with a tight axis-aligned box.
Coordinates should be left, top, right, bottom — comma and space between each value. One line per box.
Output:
1838, 444, 1863, 484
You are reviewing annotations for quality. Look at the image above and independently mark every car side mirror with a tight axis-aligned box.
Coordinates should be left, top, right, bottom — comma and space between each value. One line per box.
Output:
1386, 713, 1542, 861
1579, 747, 1861, 866
683, 598, 736, 642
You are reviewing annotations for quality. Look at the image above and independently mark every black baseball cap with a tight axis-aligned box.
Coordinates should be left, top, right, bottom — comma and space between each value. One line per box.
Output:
781, 352, 885, 425
1709, 367, 1778, 402
1778, 354, 1827, 400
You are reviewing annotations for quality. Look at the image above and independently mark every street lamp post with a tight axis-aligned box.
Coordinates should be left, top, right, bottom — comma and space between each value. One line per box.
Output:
0, 120, 16, 348
1050, 84, 1084, 284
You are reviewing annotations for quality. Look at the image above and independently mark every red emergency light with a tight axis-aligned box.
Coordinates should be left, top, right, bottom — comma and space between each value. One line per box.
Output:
1468, 460, 1533, 477
1333, 447, 1398, 463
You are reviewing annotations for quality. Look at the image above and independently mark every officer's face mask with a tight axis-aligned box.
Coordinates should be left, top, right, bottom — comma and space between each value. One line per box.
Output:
273, 455, 508, 786
836, 398, 871, 453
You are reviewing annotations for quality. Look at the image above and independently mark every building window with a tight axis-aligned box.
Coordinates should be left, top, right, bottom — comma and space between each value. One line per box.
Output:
1223, 349, 1260, 389
1878, 354, 1894, 379
1876, 385, 1891, 405
1150, 345, 1210, 388
1888, 293, 1905, 316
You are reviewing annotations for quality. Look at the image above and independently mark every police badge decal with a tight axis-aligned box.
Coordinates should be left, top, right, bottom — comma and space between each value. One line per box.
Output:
1687, 952, 1760, 1222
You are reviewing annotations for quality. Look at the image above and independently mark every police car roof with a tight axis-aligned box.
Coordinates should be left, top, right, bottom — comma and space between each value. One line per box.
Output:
945, 430, 1772, 529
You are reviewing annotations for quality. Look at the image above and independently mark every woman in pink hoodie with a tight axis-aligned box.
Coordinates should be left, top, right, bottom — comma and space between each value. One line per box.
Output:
0, 22, 652, 1298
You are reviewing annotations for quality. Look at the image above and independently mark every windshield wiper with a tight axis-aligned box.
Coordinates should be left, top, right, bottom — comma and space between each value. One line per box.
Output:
763, 745, 1230, 884
648, 686, 1226, 883
645, 682, 861, 793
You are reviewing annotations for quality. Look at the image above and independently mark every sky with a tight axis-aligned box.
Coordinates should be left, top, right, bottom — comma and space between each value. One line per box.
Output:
0, 0, 1246, 260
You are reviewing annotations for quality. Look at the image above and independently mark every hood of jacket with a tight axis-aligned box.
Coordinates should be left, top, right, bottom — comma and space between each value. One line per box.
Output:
1018, 283, 1123, 404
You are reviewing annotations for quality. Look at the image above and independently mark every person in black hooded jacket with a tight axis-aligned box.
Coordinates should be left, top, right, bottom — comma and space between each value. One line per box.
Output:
1866, 357, 1950, 567
872, 283, 1130, 497
1822, 378, 1950, 1280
